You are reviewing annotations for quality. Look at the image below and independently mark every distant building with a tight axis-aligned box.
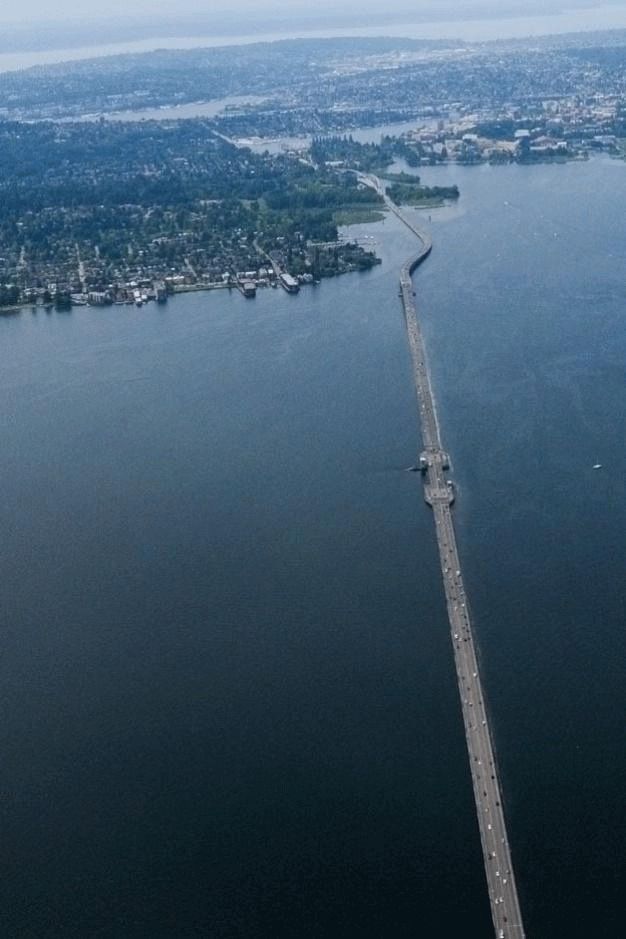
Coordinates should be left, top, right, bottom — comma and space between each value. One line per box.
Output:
88, 290, 111, 305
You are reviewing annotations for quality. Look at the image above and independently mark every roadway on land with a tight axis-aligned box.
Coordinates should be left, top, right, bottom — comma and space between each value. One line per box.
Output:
361, 173, 526, 938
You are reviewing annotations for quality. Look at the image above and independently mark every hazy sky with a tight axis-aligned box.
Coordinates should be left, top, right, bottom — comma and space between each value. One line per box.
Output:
3, 1, 626, 25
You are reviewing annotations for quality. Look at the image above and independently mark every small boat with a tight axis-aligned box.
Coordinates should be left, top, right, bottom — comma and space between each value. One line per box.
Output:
592, 464, 602, 470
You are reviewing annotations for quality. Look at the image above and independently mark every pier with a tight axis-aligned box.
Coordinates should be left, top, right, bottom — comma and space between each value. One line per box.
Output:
371, 175, 526, 938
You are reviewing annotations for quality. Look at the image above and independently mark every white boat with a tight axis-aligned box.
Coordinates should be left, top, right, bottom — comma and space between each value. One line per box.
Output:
279, 272, 299, 294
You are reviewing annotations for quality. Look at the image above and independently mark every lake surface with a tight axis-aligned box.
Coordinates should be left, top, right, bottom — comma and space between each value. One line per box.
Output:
2, 5, 626, 74
1, 157, 625, 937
238, 121, 440, 155
74, 96, 270, 124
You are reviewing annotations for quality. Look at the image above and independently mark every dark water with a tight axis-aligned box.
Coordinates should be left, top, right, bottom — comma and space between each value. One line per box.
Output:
1, 159, 624, 937
414, 157, 626, 937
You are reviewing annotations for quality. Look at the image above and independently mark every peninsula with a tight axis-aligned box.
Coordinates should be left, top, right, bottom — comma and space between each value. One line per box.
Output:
0, 121, 381, 309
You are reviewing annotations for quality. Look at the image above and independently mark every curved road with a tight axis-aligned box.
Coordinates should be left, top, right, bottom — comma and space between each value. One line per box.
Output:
362, 173, 526, 938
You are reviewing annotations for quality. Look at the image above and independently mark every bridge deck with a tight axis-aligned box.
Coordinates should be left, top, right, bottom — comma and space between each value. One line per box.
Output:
387, 186, 526, 938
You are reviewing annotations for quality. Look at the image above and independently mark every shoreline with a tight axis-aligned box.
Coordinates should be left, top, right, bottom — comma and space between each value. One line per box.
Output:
0, 263, 383, 315
4, 8, 626, 73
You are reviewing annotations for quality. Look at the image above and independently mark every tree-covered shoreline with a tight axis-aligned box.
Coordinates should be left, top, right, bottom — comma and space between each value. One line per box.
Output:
0, 119, 382, 306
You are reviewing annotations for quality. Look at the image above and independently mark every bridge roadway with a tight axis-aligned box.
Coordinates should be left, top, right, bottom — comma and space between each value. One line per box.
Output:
366, 173, 526, 938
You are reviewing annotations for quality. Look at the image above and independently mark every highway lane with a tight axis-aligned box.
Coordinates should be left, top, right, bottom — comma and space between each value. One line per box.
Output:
434, 503, 524, 938
364, 172, 526, 938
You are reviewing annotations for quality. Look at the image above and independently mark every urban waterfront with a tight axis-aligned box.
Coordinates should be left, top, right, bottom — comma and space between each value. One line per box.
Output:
1, 158, 624, 937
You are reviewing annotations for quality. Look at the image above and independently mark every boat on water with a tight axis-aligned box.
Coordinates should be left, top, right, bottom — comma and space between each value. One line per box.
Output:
592, 463, 602, 470
239, 280, 257, 298
279, 272, 300, 294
